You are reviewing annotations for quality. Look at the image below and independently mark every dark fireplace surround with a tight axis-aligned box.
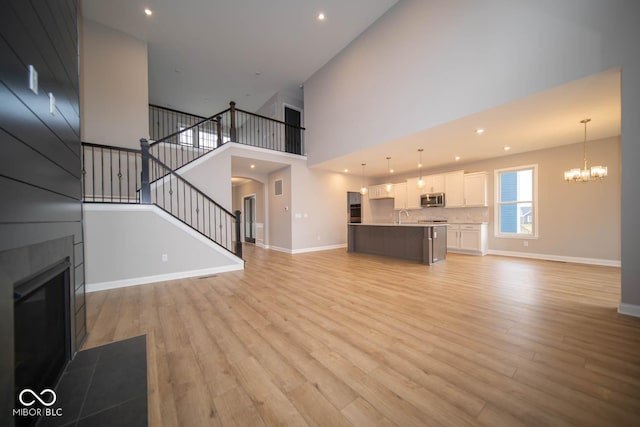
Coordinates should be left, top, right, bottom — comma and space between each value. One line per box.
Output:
1, 236, 83, 425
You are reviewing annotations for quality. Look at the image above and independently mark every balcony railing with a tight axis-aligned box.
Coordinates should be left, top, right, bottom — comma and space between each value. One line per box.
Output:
148, 102, 305, 172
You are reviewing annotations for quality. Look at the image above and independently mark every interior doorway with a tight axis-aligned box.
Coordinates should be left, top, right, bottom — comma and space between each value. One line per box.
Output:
284, 105, 302, 155
243, 195, 256, 243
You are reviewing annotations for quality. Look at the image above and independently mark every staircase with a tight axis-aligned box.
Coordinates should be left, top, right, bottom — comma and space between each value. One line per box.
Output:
81, 102, 306, 259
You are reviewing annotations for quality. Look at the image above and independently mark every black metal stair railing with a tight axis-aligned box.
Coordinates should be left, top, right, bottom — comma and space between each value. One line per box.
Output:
81, 141, 242, 257
82, 143, 142, 203
149, 104, 207, 142
146, 153, 241, 256
81, 101, 306, 258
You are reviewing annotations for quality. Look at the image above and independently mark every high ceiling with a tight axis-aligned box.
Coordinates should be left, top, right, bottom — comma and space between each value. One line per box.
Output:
82, 1, 621, 180
314, 68, 621, 177
81, 0, 399, 116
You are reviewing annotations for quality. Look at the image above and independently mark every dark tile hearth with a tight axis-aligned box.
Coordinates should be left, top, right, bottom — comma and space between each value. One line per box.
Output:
37, 335, 148, 427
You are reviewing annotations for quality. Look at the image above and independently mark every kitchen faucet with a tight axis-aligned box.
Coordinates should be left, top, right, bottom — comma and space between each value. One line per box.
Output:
398, 209, 409, 224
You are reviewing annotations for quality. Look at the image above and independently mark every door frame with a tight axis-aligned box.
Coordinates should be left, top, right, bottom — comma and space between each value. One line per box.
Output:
243, 194, 256, 244
283, 103, 304, 155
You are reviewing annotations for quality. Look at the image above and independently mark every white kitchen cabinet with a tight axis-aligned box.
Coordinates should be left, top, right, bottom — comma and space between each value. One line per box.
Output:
368, 184, 394, 199
444, 170, 464, 207
423, 174, 444, 194
406, 178, 423, 209
464, 172, 488, 207
393, 182, 407, 209
447, 223, 488, 255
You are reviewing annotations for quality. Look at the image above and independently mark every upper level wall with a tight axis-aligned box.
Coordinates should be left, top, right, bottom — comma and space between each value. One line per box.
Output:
80, 18, 149, 149
304, 0, 636, 165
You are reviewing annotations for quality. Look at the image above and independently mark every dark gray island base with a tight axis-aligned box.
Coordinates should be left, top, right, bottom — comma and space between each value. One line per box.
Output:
347, 224, 447, 265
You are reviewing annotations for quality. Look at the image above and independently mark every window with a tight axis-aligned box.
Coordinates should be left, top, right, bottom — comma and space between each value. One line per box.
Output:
179, 126, 229, 148
178, 126, 193, 146
495, 165, 537, 238
198, 130, 216, 149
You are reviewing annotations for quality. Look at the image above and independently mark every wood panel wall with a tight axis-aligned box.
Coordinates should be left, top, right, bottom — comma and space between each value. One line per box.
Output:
0, 0, 85, 409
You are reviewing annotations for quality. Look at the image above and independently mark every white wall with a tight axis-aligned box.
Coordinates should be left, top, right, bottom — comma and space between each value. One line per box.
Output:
304, 0, 640, 311
80, 19, 149, 149
83, 204, 243, 291
179, 144, 362, 252
291, 165, 361, 251
268, 167, 292, 251
255, 88, 304, 123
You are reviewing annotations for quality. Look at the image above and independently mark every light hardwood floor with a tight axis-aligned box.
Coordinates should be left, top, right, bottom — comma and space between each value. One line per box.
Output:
84, 245, 640, 426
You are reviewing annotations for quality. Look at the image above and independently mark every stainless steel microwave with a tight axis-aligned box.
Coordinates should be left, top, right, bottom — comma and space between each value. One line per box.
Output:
421, 192, 445, 207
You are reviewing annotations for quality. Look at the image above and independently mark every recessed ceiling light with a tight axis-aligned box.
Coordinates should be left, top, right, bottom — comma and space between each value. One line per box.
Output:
317, 12, 326, 21
250, 164, 255, 169
343, 169, 349, 173
504, 146, 511, 151
455, 156, 461, 161
144, 8, 153, 16
390, 169, 394, 174
475, 128, 485, 135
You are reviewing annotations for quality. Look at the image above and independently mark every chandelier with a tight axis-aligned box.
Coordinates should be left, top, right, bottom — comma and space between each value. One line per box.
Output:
564, 118, 607, 182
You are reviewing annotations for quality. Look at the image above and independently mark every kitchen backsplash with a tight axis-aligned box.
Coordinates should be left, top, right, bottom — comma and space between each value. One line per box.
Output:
367, 199, 490, 223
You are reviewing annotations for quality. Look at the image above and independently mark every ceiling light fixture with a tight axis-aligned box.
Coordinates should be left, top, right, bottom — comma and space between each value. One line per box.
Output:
317, 12, 326, 21
475, 128, 485, 135
385, 157, 393, 193
455, 156, 461, 161
144, 8, 153, 16
504, 146, 511, 151
250, 164, 255, 169
417, 149, 425, 188
360, 164, 367, 195
564, 118, 607, 182
343, 168, 349, 173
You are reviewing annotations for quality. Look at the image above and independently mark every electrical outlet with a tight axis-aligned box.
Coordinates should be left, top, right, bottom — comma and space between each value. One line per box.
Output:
162, 254, 168, 262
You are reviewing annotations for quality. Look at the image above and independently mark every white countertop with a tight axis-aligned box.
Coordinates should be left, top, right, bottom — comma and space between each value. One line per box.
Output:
350, 221, 488, 226
349, 222, 450, 227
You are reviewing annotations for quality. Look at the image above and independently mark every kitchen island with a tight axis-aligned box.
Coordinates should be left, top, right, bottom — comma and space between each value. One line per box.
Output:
347, 223, 447, 265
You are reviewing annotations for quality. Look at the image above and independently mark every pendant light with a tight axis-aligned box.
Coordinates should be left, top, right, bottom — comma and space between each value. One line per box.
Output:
417, 149, 424, 188
360, 163, 368, 195
385, 157, 393, 193
563, 118, 607, 182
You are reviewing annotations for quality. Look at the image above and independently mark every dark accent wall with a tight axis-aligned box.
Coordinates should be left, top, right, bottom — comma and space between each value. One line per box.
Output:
0, 0, 84, 421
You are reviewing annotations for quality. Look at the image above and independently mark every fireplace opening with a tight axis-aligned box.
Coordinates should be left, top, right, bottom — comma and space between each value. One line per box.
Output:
13, 258, 71, 418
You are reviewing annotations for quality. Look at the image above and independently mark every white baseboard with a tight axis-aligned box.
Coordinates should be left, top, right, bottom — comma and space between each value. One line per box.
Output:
86, 264, 244, 293
618, 303, 640, 318
292, 244, 347, 254
266, 243, 347, 254
486, 249, 621, 267
267, 245, 292, 254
